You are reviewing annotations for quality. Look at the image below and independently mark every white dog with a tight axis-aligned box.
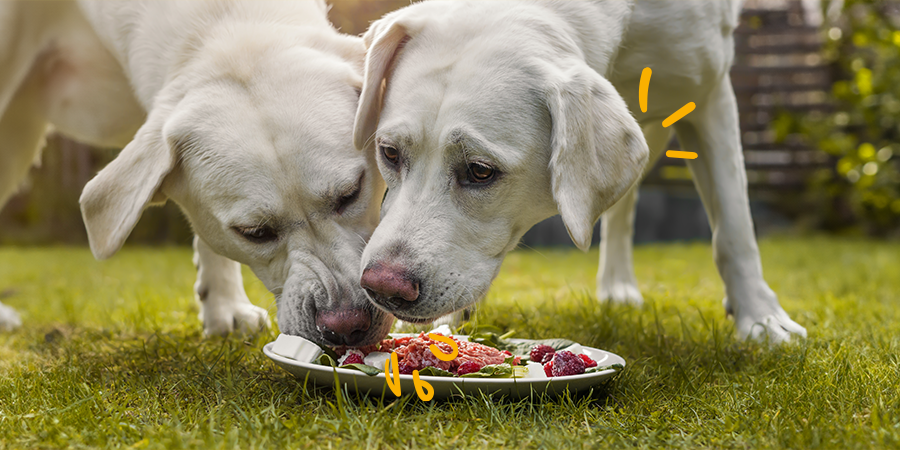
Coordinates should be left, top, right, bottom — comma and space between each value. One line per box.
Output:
354, 0, 807, 343
0, 1, 392, 346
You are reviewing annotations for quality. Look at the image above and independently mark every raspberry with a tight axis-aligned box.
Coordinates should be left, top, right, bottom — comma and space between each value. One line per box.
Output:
543, 360, 553, 377
529, 345, 555, 364
550, 351, 585, 377
579, 353, 597, 368
456, 361, 483, 375
343, 353, 364, 365
541, 352, 555, 364
398, 363, 415, 375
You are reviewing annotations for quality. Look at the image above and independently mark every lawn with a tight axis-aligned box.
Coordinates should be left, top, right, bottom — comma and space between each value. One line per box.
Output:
1, 237, 899, 449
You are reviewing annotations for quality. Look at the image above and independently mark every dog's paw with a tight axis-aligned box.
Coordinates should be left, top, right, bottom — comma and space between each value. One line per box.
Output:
201, 300, 270, 336
0, 302, 22, 331
597, 281, 643, 305
726, 294, 807, 344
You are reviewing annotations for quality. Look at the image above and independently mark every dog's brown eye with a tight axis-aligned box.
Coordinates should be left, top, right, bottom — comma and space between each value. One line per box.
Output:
234, 226, 278, 243
380, 144, 400, 165
468, 162, 495, 183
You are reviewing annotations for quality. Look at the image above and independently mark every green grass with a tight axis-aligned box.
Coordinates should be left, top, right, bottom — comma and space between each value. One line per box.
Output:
1, 237, 899, 449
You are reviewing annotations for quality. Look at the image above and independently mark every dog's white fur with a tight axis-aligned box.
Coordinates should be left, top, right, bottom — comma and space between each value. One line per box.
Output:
355, 0, 807, 343
0, 1, 391, 345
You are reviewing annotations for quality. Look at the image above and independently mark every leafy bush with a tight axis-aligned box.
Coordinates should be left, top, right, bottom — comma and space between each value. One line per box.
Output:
785, 0, 900, 234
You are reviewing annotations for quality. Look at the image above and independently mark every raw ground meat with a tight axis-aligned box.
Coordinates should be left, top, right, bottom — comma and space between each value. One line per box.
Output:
355, 332, 521, 374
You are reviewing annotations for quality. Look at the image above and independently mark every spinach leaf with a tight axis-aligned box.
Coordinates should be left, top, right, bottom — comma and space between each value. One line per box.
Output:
459, 363, 513, 378
416, 366, 455, 377
339, 363, 382, 376
314, 353, 337, 367
585, 364, 624, 374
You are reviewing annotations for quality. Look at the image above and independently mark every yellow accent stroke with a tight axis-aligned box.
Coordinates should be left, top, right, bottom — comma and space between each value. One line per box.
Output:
639, 67, 652, 113
662, 102, 696, 128
665, 151, 699, 160
384, 352, 402, 396
428, 333, 459, 361
412, 370, 435, 401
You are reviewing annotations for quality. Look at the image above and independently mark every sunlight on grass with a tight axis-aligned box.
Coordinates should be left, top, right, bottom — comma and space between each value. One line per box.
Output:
1, 237, 899, 449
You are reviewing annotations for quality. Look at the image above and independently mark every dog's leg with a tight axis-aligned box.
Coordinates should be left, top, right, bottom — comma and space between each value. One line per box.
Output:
675, 74, 806, 343
0, 56, 49, 209
0, 72, 49, 333
193, 235, 270, 336
0, 2, 51, 118
597, 124, 670, 304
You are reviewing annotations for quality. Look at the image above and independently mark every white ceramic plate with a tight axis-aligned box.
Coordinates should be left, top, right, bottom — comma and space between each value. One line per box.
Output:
263, 335, 626, 399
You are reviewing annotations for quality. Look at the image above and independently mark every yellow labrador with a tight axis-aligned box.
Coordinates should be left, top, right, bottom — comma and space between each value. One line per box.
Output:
354, 0, 806, 343
0, 1, 391, 346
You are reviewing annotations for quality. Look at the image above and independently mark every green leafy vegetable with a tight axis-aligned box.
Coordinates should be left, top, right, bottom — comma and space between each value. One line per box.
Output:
416, 367, 455, 377
585, 364, 624, 374
339, 363, 382, 376
463, 324, 574, 358
314, 353, 337, 367
459, 363, 513, 378
316, 344, 340, 362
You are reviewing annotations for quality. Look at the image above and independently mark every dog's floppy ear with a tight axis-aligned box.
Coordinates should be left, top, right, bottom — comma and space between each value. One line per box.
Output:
353, 16, 419, 151
80, 110, 174, 260
546, 63, 649, 251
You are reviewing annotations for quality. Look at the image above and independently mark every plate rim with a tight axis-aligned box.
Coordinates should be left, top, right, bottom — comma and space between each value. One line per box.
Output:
262, 334, 626, 384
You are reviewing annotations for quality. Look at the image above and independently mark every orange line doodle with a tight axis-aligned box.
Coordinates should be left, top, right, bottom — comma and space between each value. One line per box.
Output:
412, 370, 435, 401
384, 352, 402, 396
665, 151, 698, 160
428, 333, 459, 361
662, 102, 695, 128
639, 67, 699, 159
639, 67, 651, 113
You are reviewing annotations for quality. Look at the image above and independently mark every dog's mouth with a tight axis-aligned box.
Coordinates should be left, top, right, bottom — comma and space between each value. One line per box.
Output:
389, 311, 439, 324
363, 293, 442, 324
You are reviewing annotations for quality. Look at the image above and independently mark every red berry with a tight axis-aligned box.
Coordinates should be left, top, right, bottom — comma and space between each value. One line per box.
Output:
550, 351, 585, 377
398, 363, 415, 375
456, 361, 483, 375
579, 353, 597, 368
543, 360, 553, 377
541, 352, 555, 364
530, 345, 555, 364
343, 353, 364, 365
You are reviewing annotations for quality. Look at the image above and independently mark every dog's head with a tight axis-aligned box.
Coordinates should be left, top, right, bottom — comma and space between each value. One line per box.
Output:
79, 27, 392, 346
353, 2, 649, 323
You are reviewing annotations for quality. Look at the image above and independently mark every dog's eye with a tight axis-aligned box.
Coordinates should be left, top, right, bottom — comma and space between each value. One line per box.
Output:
467, 162, 496, 183
335, 175, 363, 215
234, 226, 278, 243
380, 144, 400, 165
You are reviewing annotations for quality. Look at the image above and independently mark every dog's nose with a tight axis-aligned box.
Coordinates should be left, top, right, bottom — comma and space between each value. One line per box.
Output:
360, 262, 420, 310
316, 308, 371, 346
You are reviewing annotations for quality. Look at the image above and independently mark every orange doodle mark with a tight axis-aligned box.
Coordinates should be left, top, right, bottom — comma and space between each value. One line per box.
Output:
639, 67, 651, 113
640, 67, 699, 160
665, 151, 698, 160
427, 333, 459, 361
384, 352, 402, 396
412, 370, 435, 401
381, 335, 459, 401
662, 102, 696, 128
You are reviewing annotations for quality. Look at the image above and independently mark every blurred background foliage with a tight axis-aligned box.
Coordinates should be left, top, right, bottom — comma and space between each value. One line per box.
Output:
776, 0, 900, 235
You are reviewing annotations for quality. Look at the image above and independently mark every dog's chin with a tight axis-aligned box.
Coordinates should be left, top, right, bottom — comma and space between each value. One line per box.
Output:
388, 311, 443, 325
